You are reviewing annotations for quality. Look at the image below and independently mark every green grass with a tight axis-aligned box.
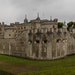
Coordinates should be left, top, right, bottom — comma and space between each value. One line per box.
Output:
0, 54, 70, 63
0, 65, 8, 69
18, 67, 75, 75
0, 70, 14, 75
0, 54, 49, 63
0, 54, 75, 75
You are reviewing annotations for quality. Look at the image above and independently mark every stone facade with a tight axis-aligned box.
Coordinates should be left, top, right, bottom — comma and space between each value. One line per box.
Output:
0, 14, 75, 60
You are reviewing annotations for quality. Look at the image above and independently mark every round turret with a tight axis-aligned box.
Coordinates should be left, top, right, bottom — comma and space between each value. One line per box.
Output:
24, 15, 28, 23
36, 13, 40, 20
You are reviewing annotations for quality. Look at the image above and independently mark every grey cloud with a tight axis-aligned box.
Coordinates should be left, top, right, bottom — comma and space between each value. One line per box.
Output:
0, 0, 75, 24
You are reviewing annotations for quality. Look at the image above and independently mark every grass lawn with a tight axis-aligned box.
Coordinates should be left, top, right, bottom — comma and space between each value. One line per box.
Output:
0, 54, 75, 75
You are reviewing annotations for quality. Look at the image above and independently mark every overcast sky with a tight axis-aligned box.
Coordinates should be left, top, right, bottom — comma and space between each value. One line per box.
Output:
0, 0, 75, 25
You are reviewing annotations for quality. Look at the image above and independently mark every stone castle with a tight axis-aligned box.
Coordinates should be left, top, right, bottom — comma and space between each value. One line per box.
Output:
0, 13, 75, 60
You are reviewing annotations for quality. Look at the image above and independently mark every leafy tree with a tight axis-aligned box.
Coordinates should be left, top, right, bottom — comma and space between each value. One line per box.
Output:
58, 22, 63, 28
67, 21, 73, 30
67, 27, 69, 31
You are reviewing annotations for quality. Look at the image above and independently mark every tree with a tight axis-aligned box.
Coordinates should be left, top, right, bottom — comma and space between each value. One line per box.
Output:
67, 21, 73, 30
58, 22, 63, 28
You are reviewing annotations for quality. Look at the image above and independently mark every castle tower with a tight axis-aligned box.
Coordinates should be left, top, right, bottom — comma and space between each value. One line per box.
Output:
64, 21, 66, 26
63, 21, 67, 32
24, 15, 28, 23
63, 21, 67, 28
36, 13, 40, 20
50, 16, 52, 21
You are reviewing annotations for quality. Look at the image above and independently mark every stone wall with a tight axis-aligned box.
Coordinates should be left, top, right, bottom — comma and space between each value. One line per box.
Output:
0, 18, 75, 60
0, 28, 75, 60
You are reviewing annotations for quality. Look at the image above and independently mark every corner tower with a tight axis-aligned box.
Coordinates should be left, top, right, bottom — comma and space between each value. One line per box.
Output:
24, 15, 28, 23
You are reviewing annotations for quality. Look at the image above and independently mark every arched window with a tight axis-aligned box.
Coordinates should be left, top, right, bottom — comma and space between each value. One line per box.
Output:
44, 40, 48, 43
36, 40, 40, 43
57, 39, 61, 43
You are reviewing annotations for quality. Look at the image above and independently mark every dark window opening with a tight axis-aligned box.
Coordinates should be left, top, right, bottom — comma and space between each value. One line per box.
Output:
53, 25, 54, 28
21, 27, 23, 29
36, 40, 39, 43
20, 42, 24, 44
57, 39, 60, 43
9, 34, 11, 36
24, 27, 26, 29
44, 40, 47, 43
0, 28, 1, 31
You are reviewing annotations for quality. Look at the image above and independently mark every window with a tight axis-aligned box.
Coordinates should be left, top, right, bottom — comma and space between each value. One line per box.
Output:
5, 30, 6, 32
0, 28, 1, 31
24, 27, 26, 29
28, 40, 32, 44
44, 40, 47, 43
63, 40, 65, 42
9, 34, 11, 36
21, 27, 22, 29
57, 39, 61, 43
53, 25, 54, 28
20, 42, 24, 44
36, 40, 39, 43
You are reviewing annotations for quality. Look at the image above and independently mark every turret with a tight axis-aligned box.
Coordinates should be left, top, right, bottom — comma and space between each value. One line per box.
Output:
50, 16, 52, 21
53, 19, 58, 22
63, 21, 67, 33
24, 15, 28, 23
36, 13, 40, 20
63, 21, 67, 28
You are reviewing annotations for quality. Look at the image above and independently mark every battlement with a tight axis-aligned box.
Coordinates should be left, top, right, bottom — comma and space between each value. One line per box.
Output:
15, 22, 19, 24
0, 22, 5, 25
28, 28, 67, 36
10, 23, 14, 26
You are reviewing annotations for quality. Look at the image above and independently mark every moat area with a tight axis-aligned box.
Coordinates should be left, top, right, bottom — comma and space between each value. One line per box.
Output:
0, 70, 14, 75
0, 54, 75, 75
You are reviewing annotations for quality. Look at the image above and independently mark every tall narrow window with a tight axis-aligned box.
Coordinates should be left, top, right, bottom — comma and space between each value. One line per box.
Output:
53, 25, 54, 28
9, 34, 11, 36
24, 27, 26, 29
0, 28, 1, 31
